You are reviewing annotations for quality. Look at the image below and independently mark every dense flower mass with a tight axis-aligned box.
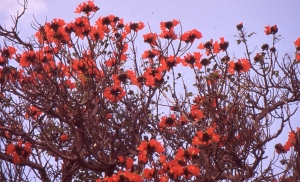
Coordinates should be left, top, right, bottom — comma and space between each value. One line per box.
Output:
1, 1, 300, 181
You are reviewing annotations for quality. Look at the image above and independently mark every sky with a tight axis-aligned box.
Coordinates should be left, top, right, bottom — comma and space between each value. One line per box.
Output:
1, 0, 300, 177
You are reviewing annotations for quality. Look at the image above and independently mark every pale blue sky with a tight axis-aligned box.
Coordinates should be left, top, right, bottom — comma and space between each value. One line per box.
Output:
1, 0, 299, 55
1, 0, 300, 175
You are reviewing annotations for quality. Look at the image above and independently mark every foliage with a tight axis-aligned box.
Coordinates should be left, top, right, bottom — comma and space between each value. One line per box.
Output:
0, 1, 300, 181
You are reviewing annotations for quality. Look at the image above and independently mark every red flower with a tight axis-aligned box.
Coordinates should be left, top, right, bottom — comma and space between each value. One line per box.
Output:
142, 49, 160, 63
283, 130, 297, 152
1, 46, 17, 59
20, 50, 36, 67
144, 168, 155, 180
181, 29, 202, 44
219, 37, 229, 51
227, 58, 251, 74
25, 106, 42, 119
296, 53, 300, 61
294, 38, 300, 47
159, 30, 178, 40
187, 164, 200, 176
182, 52, 203, 69
143, 33, 158, 46
125, 22, 144, 33
125, 157, 134, 170
160, 19, 180, 31
104, 85, 126, 102
192, 127, 220, 146
160, 55, 181, 71
75, 0, 99, 16
264, 25, 278, 35
6, 141, 32, 164
158, 114, 177, 128
137, 139, 165, 163
60, 134, 68, 142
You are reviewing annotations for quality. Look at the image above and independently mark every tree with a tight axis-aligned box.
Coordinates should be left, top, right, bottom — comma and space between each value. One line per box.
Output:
0, 0, 299, 181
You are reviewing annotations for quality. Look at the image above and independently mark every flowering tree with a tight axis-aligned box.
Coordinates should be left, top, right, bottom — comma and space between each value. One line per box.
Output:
0, 1, 300, 181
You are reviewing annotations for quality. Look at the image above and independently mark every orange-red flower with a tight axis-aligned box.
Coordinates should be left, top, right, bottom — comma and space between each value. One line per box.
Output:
137, 139, 164, 163
60, 134, 68, 142
126, 157, 134, 171
159, 55, 181, 71
219, 37, 229, 51
283, 130, 297, 152
189, 105, 204, 121
181, 29, 202, 44
158, 114, 177, 128
296, 53, 300, 61
6, 141, 32, 164
294, 38, 300, 47
143, 68, 164, 87
142, 49, 160, 63
143, 33, 158, 46
160, 20, 180, 31
1, 46, 17, 59
227, 58, 251, 74
144, 168, 155, 180
186, 164, 200, 176
25, 106, 42, 119
182, 52, 203, 69
75, 0, 99, 16
125, 22, 144, 33
159, 30, 178, 40
104, 85, 126, 102
192, 127, 220, 146
264, 25, 278, 35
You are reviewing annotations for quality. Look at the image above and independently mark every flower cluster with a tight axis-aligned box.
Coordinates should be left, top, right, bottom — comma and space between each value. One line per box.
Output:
6, 140, 32, 164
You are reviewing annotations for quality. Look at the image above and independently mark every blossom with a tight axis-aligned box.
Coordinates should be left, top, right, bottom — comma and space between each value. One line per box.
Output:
283, 131, 297, 152
144, 168, 155, 180
181, 29, 202, 44
60, 134, 68, 142
74, 0, 99, 16
160, 19, 180, 31
219, 37, 229, 51
125, 22, 144, 33
159, 30, 178, 40
104, 85, 126, 102
1, 46, 17, 59
264, 25, 278, 35
25, 106, 42, 119
142, 49, 160, 62
158, 114, 177, 128
227, 58, 251, 74
160, 55, 181, 71
137, 139, 165, 163
294, 38, 300, 47
6, 141, 32, 164
182, 52, 203, 69
143, 33, 158, 46
192, 127, 220, 146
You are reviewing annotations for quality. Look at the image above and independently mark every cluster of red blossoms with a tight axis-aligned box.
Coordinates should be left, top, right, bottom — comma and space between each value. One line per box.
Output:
6, 140, 32, 164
